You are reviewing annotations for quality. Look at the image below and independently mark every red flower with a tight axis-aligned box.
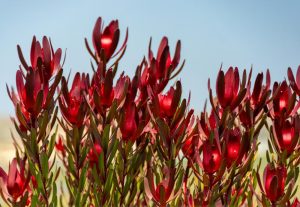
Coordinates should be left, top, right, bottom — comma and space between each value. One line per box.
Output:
263, 164, 287, 202
216, 67, 245, 110
149, 37, 181, 80
199, 109, 220, 137
271, 81, 295, 118
225, 128, 243, 167
292, 198, 300, 207
143, 37, 181, 95
87, 143, 102, 168
239, 70, 271, 127
114, 73, 130, 104
202, 140, 222, 174
0, 159, 28, 201
59, 73, 88, 127
55, 135, 65, 156
273, 117, 300, 155
182, 136, 194, 157
18, 36, 62, 82
250, 71, 271, 108
158, 81, 182, 118
153, 182, 172, 204
92, 17, 127, 62
138, 65, 156, 102
120, 103, 139, 142
144, 168, 176, 206
11, 68, 49, 118
91, 69, 114, 113
287, 66, 300, 96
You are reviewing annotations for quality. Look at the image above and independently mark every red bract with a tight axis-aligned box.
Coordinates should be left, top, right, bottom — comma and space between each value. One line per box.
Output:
10, 68, 48, 119
239, 71, 271, 127
153, 182, 172, 204
141, 37, 182, 95
199, 109, 220, 137
149, 37, 181, 80
59, 73, 88, 127
202, 140, 222, 174
92, 17, 127, 62
91, 69, 114, 113
114, 73, 130, 104
18, 36, 62, 82
263, 164, 287, 202
273, 117, 300, 155
55, 135, 65, 156
216, 67, 245, 110
87, 143, 102, 168
144, 168, 176, 206
292, 198, 300, 207
120, 102, 139, 142
287, 66, 300, 96
158, 81, 182, 118
250, 71, 271, 108
0, 159, 28, 201
182, 136, 196, 157
225, 128, 243, 167
271, 81, 295, 118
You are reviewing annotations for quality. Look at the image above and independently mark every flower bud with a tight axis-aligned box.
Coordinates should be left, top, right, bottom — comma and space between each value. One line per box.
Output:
263, 164, 287, 202
202, 140, 222, 174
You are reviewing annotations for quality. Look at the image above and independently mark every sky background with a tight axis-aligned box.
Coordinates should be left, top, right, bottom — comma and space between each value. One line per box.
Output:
1, 1, 300, 116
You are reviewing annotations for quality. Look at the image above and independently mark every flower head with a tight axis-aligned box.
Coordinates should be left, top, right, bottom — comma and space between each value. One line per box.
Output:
59, 73, 88, 127
120, 102, 139, 142
273, 116, 300, 156
0, 159, 29, 201
18, 36, 62, 82
216, 67, 245, 110
158, 81, 182, 118
92, 17, 127, 62
263, 164, 287, 202
202, 140, 222, 174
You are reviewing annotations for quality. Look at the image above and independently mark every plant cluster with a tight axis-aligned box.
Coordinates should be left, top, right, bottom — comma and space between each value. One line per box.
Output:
1, 17, 300, 207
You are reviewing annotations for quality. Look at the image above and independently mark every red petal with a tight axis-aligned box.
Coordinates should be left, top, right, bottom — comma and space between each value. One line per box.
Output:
53, 48, 62, 73
42, 36, 51, 69
92, 17, 102, 55
157, 37, 168, 61
30, 36, 37, 68
7, 159, 17, 191
172, 40, 181, 68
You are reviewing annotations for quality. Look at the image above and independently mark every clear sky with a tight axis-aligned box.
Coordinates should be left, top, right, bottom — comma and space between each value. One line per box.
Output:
1, 1, 300, 116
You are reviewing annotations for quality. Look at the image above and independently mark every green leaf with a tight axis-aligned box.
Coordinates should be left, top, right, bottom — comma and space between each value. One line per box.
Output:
51, 182, 57, 207
104, 169, 114, 195
48, 125, 58, 158
40, 152, 49, 180
79, 163, 88, 191
102, 124, 110, 154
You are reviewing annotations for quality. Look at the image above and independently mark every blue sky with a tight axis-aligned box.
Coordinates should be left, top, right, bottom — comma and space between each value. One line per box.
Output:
1, 1, 300, 116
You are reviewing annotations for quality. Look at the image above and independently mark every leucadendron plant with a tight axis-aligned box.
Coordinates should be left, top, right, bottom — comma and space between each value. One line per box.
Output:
2, 36, 63, 206
2, 16, 300, 207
